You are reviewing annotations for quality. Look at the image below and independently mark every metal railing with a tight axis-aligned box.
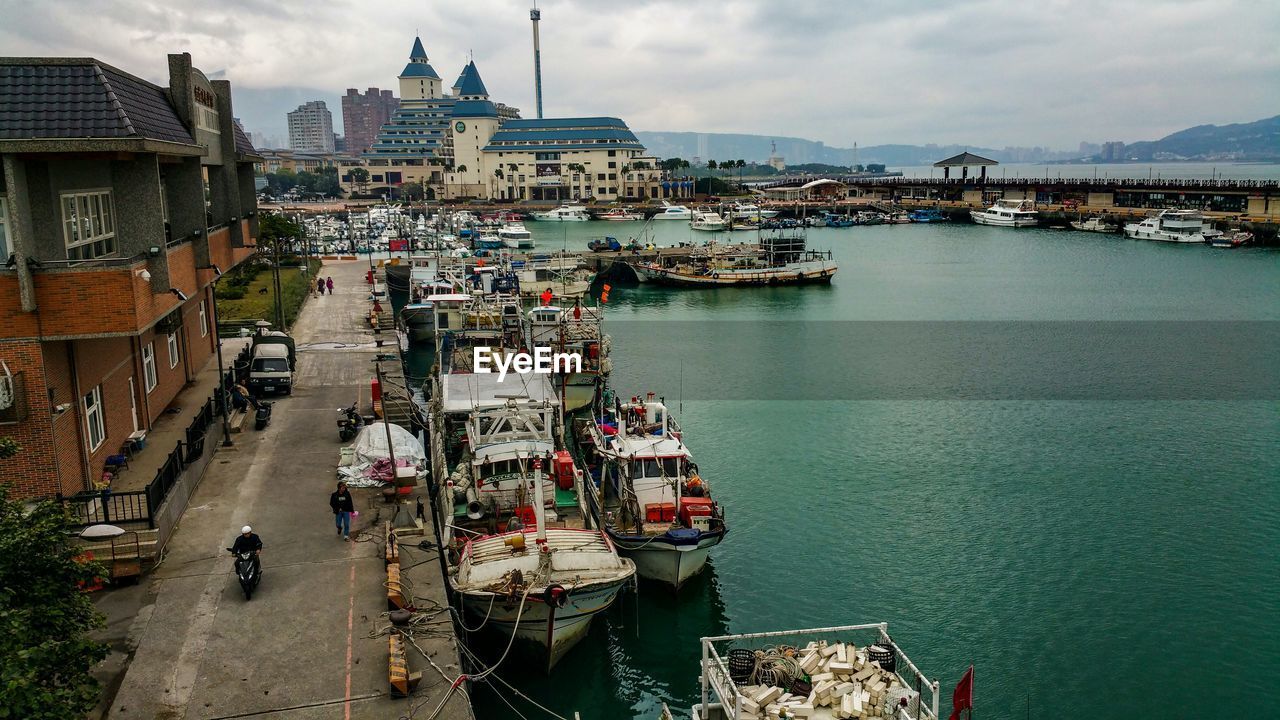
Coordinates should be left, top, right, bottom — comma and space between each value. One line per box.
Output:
143, 445, 187, 523
61, 490, 150, 529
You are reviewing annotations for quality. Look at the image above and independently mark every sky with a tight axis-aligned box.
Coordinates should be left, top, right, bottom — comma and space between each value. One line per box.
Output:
2, 0, 1277, 150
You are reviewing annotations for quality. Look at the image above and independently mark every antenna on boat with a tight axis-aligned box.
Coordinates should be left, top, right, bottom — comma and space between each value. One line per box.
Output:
679, 359, 683, 415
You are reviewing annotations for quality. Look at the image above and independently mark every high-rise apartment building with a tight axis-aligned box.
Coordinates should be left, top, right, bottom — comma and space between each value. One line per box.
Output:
287, 100, 334, 153
341, 88, 399, 154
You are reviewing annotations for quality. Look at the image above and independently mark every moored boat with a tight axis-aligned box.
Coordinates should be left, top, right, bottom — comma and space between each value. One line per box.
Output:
598, 208, 643, 221
908, 208, 946, 223
532, 204, 591, 222
652, 201, 693, 221
1123, 209, 1223, 243
1070, 216, 1118, 233
578, 393, 726, 589
1208, 230, 1251, 248
970, 198, 1039, 227
632, 232, 836, 287
691, 210, 728, 232
497, 222, 535, 248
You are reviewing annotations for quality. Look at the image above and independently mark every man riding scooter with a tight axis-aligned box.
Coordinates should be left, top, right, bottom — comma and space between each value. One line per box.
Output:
228, 525, 263, 599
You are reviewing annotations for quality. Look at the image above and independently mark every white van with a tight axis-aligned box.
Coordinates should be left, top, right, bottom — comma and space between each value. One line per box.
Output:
248, 343, 292, 395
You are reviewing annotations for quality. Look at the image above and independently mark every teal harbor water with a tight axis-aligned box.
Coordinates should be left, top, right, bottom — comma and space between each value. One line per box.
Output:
418, 220, 1279, 719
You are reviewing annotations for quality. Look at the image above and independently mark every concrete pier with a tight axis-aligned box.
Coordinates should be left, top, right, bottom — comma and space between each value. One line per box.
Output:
100, 259, 470, 719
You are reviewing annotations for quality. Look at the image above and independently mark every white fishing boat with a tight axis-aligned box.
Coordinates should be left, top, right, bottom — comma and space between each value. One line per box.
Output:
599, 208, 643, 221
1123, 209, 1223, 243
692, 623, 942, 720
652, 201, 693, 221
690, 211, 728, 232
632, 233, 836, 287
970, 199, 1039, 227
579, 393, 726, 589
498, 222, 535, 249
727, 202, 779, 220
531, 204, 591, 222
526, 304, 611, 413
1070, 216, 1118, 233
1208, 231, 1252, 248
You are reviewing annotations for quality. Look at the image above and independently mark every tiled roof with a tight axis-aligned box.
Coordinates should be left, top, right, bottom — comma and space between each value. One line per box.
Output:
933, 151, 997, 167
232, 120, 257, 156
451, 99, 498, 118
498, 117, 628, 130
400, 62, 440, 80
0, 61, 195, 144
486, 128, 641, 144
456, 62, 489, 97
410, 37, 429, 60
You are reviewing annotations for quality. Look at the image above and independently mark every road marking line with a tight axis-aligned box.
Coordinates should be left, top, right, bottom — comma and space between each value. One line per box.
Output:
345, 562, 355, 720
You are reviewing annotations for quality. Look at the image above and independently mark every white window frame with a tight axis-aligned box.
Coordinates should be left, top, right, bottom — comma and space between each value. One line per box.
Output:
198, 300, 209, 337
197, 105, 220, 134
60, 189, 116, 260
167, 332, 179, 369
142, 343, 157, 393
83, 385, 105, 452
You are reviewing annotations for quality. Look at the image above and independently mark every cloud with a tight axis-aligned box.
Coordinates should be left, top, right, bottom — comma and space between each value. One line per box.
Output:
1, 0, 1276, 148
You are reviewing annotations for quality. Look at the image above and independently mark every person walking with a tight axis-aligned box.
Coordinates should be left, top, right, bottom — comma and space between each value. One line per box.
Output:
317, 276, 325, 296
326, 276, 334, 295
330, 481, 354, 540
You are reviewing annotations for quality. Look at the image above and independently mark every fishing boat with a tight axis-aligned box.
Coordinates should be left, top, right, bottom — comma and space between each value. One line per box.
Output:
473, 234, 505, 251
436, 390, 635, 669
526, 304, 611, 413
512, 256, 595, 300
652, 201, 693, 221
598, 208, 643, 221
531, 204, 591, 222
1208, 230, 1252, 248
885, 211, 912, 224
1070, 216, 1118, 233
970, 198, 1039, 227
692, 623, 942, 720
498, 222, 535, 249
908, 208, 946, 223
690, 211, 728, 232
631, 232, 836, 287
1123, 209, 1223, 243
853, 211, 884, 225
578, 393, 726, 589
727, 202, 779, 220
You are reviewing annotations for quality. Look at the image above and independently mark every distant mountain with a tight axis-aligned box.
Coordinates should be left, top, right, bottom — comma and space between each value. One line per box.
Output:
1122, 115, 1280, 162
633, 132, 1058, 167
636, 115, 1280, 166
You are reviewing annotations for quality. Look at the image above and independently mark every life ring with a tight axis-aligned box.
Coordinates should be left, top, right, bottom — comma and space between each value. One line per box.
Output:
543, 583, 568, 608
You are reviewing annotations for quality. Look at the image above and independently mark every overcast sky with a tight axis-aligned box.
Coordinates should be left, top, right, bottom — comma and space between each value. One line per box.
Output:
2, 0, 1277, 149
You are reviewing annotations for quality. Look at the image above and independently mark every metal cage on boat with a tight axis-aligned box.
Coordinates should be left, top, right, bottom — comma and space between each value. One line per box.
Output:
695, 623, 940, 720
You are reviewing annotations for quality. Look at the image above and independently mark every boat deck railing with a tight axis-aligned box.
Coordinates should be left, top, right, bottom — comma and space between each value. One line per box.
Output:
698, 623, 940, 720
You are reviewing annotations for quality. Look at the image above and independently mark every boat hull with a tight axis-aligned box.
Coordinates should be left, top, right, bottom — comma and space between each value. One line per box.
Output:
611, 533, 721, 588
459, 573, 632, 669
970, 211, 1038, 227
1123, 226, 1216, 243
632, 262, 836, 287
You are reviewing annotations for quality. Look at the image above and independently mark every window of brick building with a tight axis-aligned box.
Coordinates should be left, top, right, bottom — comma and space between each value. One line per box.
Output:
83, 386, 105, 452
167, 333, 179, 369
199, 301, 209, 337
143, 343, 157, 393
60, 190, 116, 260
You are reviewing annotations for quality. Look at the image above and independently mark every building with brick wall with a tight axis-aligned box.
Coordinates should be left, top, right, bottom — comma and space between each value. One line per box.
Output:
0, 52, 260, 500
341, 88, 398, 155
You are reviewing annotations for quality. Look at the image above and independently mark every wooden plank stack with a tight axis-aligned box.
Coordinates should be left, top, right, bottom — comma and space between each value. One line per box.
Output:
734, 641, 909, 720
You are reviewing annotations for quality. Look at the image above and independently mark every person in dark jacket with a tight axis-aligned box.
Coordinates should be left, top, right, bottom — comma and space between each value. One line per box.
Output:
231, 525, 263, 573
330, 481, 354, 540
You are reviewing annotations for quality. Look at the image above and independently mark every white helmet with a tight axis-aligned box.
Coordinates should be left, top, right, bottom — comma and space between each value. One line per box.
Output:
241, 525, 252, 534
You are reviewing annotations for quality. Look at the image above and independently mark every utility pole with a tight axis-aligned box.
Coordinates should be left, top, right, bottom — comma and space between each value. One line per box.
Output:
271, 235, 284, 328
210, 269, 233, 447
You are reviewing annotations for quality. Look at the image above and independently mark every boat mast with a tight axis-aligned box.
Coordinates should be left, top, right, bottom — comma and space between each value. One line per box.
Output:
532, 454, 548, 546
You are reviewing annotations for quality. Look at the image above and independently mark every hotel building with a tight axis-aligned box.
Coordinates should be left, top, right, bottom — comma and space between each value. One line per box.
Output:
339, 36, 690, 203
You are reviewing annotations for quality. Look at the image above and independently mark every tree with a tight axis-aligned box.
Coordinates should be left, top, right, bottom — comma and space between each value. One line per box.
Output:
349, 167, 370, 195
0, 486, 108, 719
0, 437, 18, 459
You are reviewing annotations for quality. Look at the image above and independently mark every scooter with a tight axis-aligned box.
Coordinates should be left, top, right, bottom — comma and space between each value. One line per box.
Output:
226, 548, 261, 600
337, 403, 367, 441
254, 401, 273, 430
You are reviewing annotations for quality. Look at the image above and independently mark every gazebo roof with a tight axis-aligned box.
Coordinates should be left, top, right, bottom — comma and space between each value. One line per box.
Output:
933, 152, 998, 167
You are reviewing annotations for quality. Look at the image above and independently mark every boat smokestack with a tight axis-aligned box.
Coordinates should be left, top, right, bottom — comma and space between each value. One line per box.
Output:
530, 5, 544, 118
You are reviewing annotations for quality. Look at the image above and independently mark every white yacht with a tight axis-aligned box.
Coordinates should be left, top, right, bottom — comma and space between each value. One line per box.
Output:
531, 204, 590, 222
652, 201, 692, 221
497, 222, 534, 248
690, 210, 728, 232
727, 202, 779, 220
1123, 209, 1223, 243
1070, 216, 1119, 233
970, 199, 1039, 227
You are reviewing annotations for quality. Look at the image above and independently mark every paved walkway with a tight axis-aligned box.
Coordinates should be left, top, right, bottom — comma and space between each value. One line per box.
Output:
104, 260, 470, 720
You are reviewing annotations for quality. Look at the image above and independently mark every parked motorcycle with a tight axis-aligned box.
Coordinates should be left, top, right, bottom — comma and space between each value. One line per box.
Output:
337, 403, 366, 441
254, 401, 273, 430
226, 548, 261, 600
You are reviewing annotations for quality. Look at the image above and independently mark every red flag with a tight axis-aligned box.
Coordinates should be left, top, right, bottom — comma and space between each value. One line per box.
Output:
948, 665, 973, 720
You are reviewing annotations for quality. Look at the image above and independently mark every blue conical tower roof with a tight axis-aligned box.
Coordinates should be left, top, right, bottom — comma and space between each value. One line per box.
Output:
409, 36, 428, 60
455, 61, 489, 97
